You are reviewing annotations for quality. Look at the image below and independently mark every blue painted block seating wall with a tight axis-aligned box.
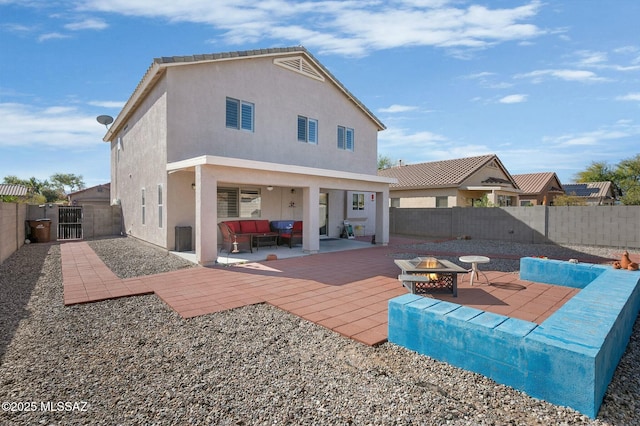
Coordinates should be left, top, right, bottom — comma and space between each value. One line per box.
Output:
388, 257, 640, 418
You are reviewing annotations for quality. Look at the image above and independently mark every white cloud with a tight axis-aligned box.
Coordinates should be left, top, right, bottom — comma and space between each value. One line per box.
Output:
499, 94, 527, 104
464, 72, 496, 79
616, 92, 640, 101
573, 49, 640, 72
1, 23, 32, 33
515, 69, 607, 83
462, 71, 513, 89
378, 104, 419, 113
543, 122, 640, 148
379, 126, 448, 149
88, 100, 126, 108
38, 32, 70, 42
77, 0, 547, 56
64, 18, 108, 31
0, 103, 106, 149
574, 50, 608, 67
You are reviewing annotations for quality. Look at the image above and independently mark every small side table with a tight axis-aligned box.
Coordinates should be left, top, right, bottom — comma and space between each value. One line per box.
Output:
459, 255, 490, 286
252, 233, 279, 250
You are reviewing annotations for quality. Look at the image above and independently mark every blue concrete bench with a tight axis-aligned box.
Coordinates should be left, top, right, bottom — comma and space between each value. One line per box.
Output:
388, 257, 640, 418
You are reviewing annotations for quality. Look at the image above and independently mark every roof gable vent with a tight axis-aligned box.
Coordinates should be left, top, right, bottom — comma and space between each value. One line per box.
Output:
274, 56, 325, 82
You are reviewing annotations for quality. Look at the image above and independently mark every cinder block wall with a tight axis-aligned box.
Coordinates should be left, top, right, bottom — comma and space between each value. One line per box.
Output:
390, 206, 640, 248
24, 204, 122, 242
82, 205, 123, 238
0, 202, 27, 264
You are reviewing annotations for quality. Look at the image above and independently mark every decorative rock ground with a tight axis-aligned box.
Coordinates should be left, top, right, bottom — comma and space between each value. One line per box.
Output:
0, 237, 638, 425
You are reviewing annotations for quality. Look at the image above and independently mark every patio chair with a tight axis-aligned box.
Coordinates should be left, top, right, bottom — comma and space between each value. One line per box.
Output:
218, 222, 252, 253
279, 220, 303, 248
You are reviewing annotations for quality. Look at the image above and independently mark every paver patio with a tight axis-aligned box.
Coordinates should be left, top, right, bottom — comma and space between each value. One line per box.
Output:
60, 237, 608, 346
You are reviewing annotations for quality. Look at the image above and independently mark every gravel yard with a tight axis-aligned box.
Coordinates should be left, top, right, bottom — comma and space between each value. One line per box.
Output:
1, 237, 639, 425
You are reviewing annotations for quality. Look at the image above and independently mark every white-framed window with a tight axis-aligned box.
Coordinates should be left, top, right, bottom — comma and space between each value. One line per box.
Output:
217, 187, 262, 218
337, 126, 354, 151
226, 97, 254, 132
297, 116, 318, 144
157, 184, 163, 228
352, 193, 365, 211
141, 188, 146, 225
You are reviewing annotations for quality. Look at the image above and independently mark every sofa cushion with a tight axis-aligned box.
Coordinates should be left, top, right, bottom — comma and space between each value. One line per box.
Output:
224, 221, 241, 233
239, 220, 258, 233
255, 220, 271, 233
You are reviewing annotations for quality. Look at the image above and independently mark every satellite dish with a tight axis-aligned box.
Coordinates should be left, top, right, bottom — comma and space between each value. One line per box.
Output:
96, 115, 114, 128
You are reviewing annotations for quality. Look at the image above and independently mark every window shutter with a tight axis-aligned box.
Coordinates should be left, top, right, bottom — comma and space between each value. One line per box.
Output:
217, 187, 239, 218
226, 98, 239, 129
337, 126, 345, 150
241, 102, 253, 131
308, 119, 317, 144
297, 116, 307, 141
346, 128, 354, 151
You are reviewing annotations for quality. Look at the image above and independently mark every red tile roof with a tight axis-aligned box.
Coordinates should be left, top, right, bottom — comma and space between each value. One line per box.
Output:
378, 154, 517, 189
512, 172, 563, 195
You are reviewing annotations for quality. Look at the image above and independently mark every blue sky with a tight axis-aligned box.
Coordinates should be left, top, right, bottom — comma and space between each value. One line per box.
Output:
1, 0, 639, 187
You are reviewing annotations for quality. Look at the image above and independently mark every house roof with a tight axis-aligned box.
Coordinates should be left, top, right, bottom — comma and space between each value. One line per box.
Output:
378, 154, 520, 190
104, 46, 385, 142
512, 172, 563, 195
0, 184, 28, 197
563, 182, 614, 199
67, 183, 110, 197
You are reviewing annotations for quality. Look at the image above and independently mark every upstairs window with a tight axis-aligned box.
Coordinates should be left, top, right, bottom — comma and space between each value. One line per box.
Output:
226, 97, 254, 132
297, 116, 318, 144
337, 126, 354, 151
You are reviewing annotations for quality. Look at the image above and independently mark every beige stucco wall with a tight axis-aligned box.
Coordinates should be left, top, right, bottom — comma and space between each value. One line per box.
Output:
111, 78, 168, 247
390, 188, 460, 208
164, 56, 379, 175
464, 162, 508, 185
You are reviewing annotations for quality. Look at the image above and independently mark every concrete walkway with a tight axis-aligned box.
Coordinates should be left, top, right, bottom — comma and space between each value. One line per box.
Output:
61, 238, 583, 346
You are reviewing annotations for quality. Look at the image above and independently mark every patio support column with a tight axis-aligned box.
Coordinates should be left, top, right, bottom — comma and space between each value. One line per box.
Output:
375, 189, 390, 246
195, 165, 217, 265
489, 189, 497, 205
302, 185, 320, 254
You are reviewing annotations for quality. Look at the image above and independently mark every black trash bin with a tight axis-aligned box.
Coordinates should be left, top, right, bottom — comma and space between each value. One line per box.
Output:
28, 219, 52, 243
175, 226, 192, 252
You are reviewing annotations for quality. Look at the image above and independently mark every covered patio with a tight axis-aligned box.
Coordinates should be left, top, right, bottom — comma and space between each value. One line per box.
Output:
166, 155, 395, 265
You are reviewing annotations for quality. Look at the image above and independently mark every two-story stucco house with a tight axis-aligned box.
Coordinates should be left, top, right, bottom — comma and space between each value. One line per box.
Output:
102, 47, 395, 264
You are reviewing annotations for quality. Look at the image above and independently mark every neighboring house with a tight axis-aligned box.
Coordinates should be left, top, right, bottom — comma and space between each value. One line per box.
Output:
378, 154, 520, 208
562, 182, 617, 205
102, 47, 395, 264
512, 172, 564, 206
67, 183, 111, 206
